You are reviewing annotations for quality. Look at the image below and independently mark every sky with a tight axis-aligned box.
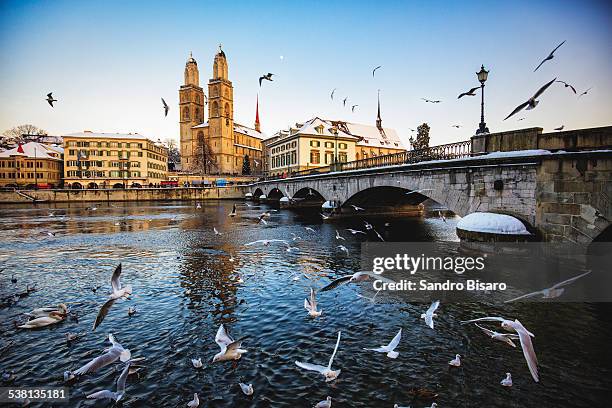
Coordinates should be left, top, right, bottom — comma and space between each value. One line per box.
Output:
0, 0, 611, 148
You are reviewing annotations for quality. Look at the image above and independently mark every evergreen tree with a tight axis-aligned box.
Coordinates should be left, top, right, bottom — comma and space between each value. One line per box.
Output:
242, 155, 251, 175
409, 123, 431, 150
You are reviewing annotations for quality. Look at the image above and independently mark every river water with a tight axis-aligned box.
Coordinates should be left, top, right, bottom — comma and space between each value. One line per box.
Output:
0, 201, 610, 407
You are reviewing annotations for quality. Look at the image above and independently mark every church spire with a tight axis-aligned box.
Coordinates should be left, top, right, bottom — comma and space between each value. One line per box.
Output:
255, 94, 261, 132
376, 89, 383, 130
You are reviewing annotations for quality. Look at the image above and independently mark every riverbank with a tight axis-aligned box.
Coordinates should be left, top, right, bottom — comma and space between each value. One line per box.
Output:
0, 187, 245, 204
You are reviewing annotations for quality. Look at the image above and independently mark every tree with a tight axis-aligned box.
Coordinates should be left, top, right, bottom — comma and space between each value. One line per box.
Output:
192, 135, 217, 175
2, 124, 47, 148
409, 123, 430, 150
242, 155, 251, 175
164, 138, 181, 164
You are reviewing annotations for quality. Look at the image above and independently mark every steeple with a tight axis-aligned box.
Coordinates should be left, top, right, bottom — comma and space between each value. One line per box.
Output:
213, 44, 228, 80
376, 89, 383, 130
254, 94, 261, 132
184, 52, 199, 86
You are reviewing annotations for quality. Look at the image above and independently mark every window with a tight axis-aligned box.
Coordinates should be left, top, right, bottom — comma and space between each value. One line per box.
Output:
309, 140, 320, 147
339, 143, 347, 149
325, 142, 334, 148
339, 153, 347, 163
310, 150, 320, 164
324, 152, 333, 164
183, 107, 189, 120
315, 125, 324, 134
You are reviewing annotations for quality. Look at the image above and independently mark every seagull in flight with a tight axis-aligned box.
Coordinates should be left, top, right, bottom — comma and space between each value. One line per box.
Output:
372, 65, 382, 78
71, 333, 131, 376
504, 271, 591, 303
350, 204, 365, 211
259, 73, 274, 86
474, 323, 519, 348
330, 88, 336, 100
335, 230, 345, 241
503, 78, 556, 120
295, 331, 342, 382
244, 239, 290, 249
451, 124, 462, 128
351, 104, 358, 112
554, 125, 564, 131
438, 211, 446, 223
406, 189, 432, 195
320, 213, 331, 220
421, 98, 441, 103
212, 324, 248, 363
305, 227, 316, 233
363, 328, 402, 359
457, 86, 480, 99
337, 245, 349, 255
93, 264, 132, 331
555, 80, 577, 94
578, 87, 592, 98
46, 92, 57, 107
320, 271, 396, 292
461, 317, 539, 382
161, 98, 169, 117
534, 40, 566, 72
86, 361, 131, 402
346, 228, 366, 235
214, 227, 223, 236
421, 300, 440, 329
304, 287, 322, 317
343, 97, 348, 107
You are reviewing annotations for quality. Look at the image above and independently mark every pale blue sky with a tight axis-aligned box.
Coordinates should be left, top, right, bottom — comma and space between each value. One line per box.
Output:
1, 0, 611, 147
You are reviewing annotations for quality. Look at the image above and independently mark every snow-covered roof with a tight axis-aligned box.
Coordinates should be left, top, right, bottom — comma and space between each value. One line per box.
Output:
327, 120, 404, 149
234, 143, 262, 152
64, 131, 152, 141
457, 212, 531, 235
295, 118, 357, 139
191, 121, 266, 140
0, 142, 63, 160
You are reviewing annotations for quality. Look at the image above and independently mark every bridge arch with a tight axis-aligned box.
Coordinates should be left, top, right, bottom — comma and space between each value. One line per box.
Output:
253, 187, 264, 197
268, 188, 284, 201
293, 187, 327, 202
343, 185, 430, 209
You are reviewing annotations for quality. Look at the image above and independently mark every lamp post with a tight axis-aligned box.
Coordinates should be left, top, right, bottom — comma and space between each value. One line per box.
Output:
328, 126, 339, 171
476, 65, 490, 135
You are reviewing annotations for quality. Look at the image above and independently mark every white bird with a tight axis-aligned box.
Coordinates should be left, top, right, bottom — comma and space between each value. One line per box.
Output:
214, 227, 223, 235
346, 228, 366, 235
212, 324, 247, 363
196, 202, 202, 209
291, 232, 302, 241
72, 333, 131, 376
93, 263, 132, 331
501, 372, 513, 387
86, 361, 131, 402
304, 288, 322, 317
449, 354, 461, 367
438, 211, 446, 223
24, 304, 67, 318
229, 204, 237, 217
405, 189, 432, 195
238, 382, 253, 396
420, 300, 440, 329
315, 396, 332, 408
462, 317, 538, 382
504, 271, 591, 303
503, 78, 557, 120
305, 227, 316, 233
244, 239, 291, 250
335, 230, 345, 240
363, 221, 373, 230
337, 245, 349, 255
191, 358, 202, 368
474, 323, 518, 348
320, 213, 331, 220
364, 328, 402, 358
320, 271, 396, 292
350, 205, 365, 211
295, 331, 342, 382
18, 309, 66, 329
187, 393, 200, 408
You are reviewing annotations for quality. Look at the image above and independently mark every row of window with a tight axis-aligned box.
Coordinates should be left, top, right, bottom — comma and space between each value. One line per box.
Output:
271, 151, 298, 168
66, 141, 144, 149
67, 149, 145, 158
271, 141, 297, 154
309, 150, 348, 165
0, 172, 55, 179
308, 140, 347, 149
0, 160, 59, 169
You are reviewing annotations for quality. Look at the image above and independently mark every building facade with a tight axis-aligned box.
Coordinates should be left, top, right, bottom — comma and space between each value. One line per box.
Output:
0, 142, 63, 188
179, 47, 265, 175
62, 131, 168, 189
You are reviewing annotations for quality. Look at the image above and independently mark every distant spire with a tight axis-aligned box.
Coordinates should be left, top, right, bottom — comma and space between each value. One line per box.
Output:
17, 143, 24, 154
255, 94, 261, 132
376, 89, 382, 130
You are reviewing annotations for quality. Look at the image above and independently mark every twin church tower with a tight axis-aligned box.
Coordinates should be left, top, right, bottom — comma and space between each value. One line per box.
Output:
179, 46, 264, 174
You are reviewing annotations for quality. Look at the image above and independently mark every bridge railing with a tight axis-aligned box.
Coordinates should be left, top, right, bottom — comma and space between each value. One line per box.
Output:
264, 140, 472, 180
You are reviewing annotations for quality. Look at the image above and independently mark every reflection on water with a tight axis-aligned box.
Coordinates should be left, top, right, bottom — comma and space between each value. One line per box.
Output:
0, 201, 611, 407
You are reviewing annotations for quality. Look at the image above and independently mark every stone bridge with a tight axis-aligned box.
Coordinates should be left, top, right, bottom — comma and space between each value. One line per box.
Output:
246, 127, 612, 246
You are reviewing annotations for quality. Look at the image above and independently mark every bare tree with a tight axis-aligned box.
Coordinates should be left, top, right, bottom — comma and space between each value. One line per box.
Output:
192, 135, 217, 175
2, 124, 48, 148
164, 138, 181, 164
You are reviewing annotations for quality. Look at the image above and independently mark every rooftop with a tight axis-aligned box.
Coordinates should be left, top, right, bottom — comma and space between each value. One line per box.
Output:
63, 131, 155, 141
0, 142, 63, 160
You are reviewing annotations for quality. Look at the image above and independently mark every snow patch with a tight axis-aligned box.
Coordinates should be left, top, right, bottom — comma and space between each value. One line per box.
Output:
457, 212, 531, 235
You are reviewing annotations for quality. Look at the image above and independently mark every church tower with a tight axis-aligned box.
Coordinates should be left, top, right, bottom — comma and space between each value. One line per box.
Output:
179, 53, 205, 171
207, 45, 235, 174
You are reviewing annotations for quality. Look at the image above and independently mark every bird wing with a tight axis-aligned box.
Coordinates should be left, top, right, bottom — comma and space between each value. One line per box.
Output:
550, 40, 566, 56
92, 298, 117, 331
161, 98, 168, 108
387, 328, 402, 351
47, 92, 53, 98
74, 347, 121, 375
533, 77, 557, 99
461, 316, 507, 324
319, 275, 353, 292
364, 346, 388, 353
504, 101, 530, 121
295, 361, 327, 374
551, 270, 591, 289
111, 263, 122, 292
116, 361, 131, 395
215, 324, 234, 348
425, 314, 434, 329
516, 326, 539, 382
244, 240, 266, 246
226, 336, 247, 353
310, 287, 317, 309
504, 290, 544, 303
327, 331, 342, 369
86, 390, 116, 400
568, 84, 577, 94
427, 300, 440, 315
372, 65, 381, 77
533, 58, 547, 72
304, 298, 312, 311
259, 77, 263, 86
474, 323, 496, 337
330, 89, 336, 100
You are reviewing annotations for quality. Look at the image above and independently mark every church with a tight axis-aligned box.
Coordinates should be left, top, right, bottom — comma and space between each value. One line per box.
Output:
179, 47, 265, 175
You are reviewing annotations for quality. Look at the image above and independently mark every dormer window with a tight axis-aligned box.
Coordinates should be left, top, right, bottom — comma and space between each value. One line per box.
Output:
315, 124, 324, 134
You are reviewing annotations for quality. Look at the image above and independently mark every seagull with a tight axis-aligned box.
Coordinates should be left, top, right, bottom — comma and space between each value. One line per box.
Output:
11, 274, 17, 283
448, 354, 461, 367
421, 98, 441, 103
343, 97, 348, 107
214, 227, 223, 235
534, 40, 566, 72
24, 304, 67, 318
457, 86, 480, 99
320, 213, 331, 220
363, 328, 402, 359
93, 264, 132, 331
72, 333, 131, 376
372, 65, 382, 78
127, 306, 137, 316
578, 87, 592, 98
555, 80, 577, 94
363, 221, 373, 230
161, 98, 169, 117
18, 309, 66, 329
372, 228, 385, 242
461, 317, 538, 382
196, 202, 202, 209
350, 204, 365, 211
304, 288, 322, 317
554, 125, 564, 131
337, 245, 349, 255
259, 73, 274, 86
320, 271, 396, 292
239, 382, 254, 396
438, 211, 446, 223
307, 188, 315, 196
257, 212, 270, 224
305, 227, 316, 233
315, 397, 332, 408
451, 124, 462, 128
335, 230, 345, 241
212, 324, 248, 363
501, 372, 513, 387
46, 92, 57, 107
187, 393, 200, 408
420, 300, 440, 329
85, 205, 98, 211
229, 204, 237, 217
503, 78, 556, 120
191, 358, 203, 368
86, 361, 131, 402
346, 228, 366, 235
244, 239, 290, 249
474, 323, 518, 348
504, 271, 591, 303
330, 88, 336, 100
291, 232, 302, 241
351, 104, 358, 112
295, 331, 342, 382
406, 189, 432, 195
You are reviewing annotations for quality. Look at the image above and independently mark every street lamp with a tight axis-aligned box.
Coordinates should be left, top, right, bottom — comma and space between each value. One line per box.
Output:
476, 65, 490, 135
328, 126, 339, 170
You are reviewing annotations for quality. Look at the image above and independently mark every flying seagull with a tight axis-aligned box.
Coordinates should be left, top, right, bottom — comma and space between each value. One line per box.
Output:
71, 333, 131, 376
457, 86, 480, 99
503, 78, 556, 120
421, 98, 441, 103
504, 271, 591, 303
554, 125, 564, 131
295, 331, 342, 382
578, 87, 592, 98
555, 80, 577, 94
534, 40, 566, 72
86, 361, 131, 402
304, 287, 322, 317
330, 88, 336, 100
350, 204, 365, 211
337, 245, 349, 255
46, 92, 57, 107
351, 104, 358, 112
320, 271, 395, 292
474, 323, 519, 348
343, 97, 348, 107
259, 73, 274, 86
212, 324, 248, 362
372, 65, 382, 78
335, 230, 345, 241
346, 228, 366, 235
161, 98, 169, 117
93, 263, 132, 331
363, 328, 402, 359
451, 124, 462, 128
421, 300, 440, 329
